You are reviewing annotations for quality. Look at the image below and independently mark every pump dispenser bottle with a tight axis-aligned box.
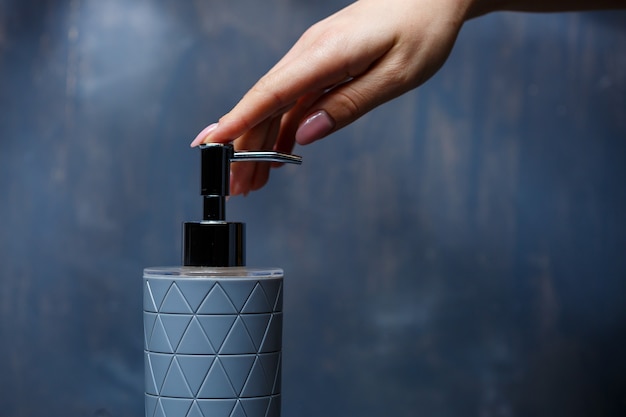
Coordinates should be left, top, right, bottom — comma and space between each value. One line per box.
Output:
144, 143, 301, 417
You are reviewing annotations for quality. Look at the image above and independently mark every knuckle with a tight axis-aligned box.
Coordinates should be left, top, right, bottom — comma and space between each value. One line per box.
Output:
300, 22, 346, 55
248, 79, 288, 109
334, 87, 364, 120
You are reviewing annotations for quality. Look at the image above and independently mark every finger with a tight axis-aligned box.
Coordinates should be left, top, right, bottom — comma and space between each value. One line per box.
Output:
250, 116, 282, 192
218, 92, 321, 194
190, 63, 341, 147
295, 55, 418, 145
214, 72, 344, 144
273, 90, 325, 160
230, 115, 282, 195
274, 76, 356, 152
229, 117, 274, 195
207, 29, 391, 145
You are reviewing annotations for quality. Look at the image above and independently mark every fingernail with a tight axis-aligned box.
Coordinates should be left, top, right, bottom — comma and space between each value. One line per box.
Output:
190, 123, 218, 147
295, 110, 335, 145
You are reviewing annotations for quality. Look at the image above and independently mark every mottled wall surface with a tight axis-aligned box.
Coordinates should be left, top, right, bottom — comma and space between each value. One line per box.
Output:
1, 1, 625, 416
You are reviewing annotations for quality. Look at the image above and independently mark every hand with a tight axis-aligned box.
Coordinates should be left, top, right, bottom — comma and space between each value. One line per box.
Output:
191, 0, 475, 195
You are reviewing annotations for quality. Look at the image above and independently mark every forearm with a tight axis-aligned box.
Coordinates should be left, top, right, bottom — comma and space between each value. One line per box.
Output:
468, 0, 626, 18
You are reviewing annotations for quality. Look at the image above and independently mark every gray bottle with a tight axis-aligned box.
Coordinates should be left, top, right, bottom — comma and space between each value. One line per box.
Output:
143, 144, 301, 417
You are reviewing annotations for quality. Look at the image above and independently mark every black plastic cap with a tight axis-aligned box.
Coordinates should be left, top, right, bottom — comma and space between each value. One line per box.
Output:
183, 221, 246, 267
201, 144, 233, 197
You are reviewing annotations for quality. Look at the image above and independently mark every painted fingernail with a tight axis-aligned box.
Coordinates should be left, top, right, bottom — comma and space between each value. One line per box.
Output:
295, 110, 335, 145
190, 123, 218, 147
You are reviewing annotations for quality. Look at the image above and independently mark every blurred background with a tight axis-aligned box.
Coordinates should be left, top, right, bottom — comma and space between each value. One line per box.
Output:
1, 1, 625, 416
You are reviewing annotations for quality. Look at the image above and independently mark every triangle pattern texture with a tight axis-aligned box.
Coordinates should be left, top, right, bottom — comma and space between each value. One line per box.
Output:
160, 314, 192, 352
145, 278, 283, 316
185, 402, 204, 417
160, 397, 193, 416
176, 280, 215, 312
144, 281, 158, 312
197, 399, 236, 417
259, 353, 281, 395
177, 317, 214, 354
241, 357, 271, 397
260, 279, 282, 312
153, 400, 167, 417
198, 359, 237, 399
220, 355, 256, 396
143, 312, 157, 351
148, 353, 173, 393
144, 275, 283, 412
241, 397, 271, 417
197, 316, 236, 353
177, 355, 214, 396
219, 281, 256, 312
267, 395, 281, 417
149, 316, 173, 353
161, 284, 193, 314
220, 316, 256, 354
273, 283, 283, 312
241, 283, 271, 313
198, 284, 237, 314
229, 401, 247, 417
144, 353, 159, 395
260, 313, 282, 353
161, 357, 193, 397
241, 314, 271, 351
145, 394, 158, 417
147, 280, 172, 312
273, 361, 282, 395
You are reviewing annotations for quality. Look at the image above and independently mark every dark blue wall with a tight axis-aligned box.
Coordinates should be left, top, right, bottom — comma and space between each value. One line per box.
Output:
1, 1, 625, 416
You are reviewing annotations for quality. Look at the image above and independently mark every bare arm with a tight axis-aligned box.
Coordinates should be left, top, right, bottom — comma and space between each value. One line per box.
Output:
470, 0, 625, 17
191, 0, 626, 195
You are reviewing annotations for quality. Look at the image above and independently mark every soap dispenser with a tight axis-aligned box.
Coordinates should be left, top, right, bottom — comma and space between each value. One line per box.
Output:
143, 143, 301, 417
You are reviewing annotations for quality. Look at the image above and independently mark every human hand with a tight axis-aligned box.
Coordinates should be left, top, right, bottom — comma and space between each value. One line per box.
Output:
191, 0, 476, 195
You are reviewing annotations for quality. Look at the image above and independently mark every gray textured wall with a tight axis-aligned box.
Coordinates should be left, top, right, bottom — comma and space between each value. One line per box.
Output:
1, 1, 625, 416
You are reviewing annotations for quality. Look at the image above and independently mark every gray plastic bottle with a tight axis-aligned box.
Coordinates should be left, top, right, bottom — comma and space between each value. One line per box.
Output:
143, 144, 301, 417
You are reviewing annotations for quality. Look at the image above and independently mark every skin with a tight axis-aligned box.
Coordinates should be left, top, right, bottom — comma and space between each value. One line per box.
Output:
190, 0, 625, 195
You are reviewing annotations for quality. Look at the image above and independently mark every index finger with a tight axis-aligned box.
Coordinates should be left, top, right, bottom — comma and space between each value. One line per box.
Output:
206, 40, 357, 145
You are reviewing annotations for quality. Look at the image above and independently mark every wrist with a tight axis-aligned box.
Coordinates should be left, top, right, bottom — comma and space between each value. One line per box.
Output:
465, 0, 509, 18
464, 0, 625, 18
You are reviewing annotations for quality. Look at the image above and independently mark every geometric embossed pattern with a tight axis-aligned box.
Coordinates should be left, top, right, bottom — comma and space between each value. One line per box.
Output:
144, 312, 283, 354
144, 278, 283, 314
144, 275, 283, 417
144, 352, 281, 398
145, 394, 281, 417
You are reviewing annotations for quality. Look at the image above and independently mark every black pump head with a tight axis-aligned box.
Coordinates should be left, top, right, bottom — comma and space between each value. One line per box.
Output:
182, 143, 302, 267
